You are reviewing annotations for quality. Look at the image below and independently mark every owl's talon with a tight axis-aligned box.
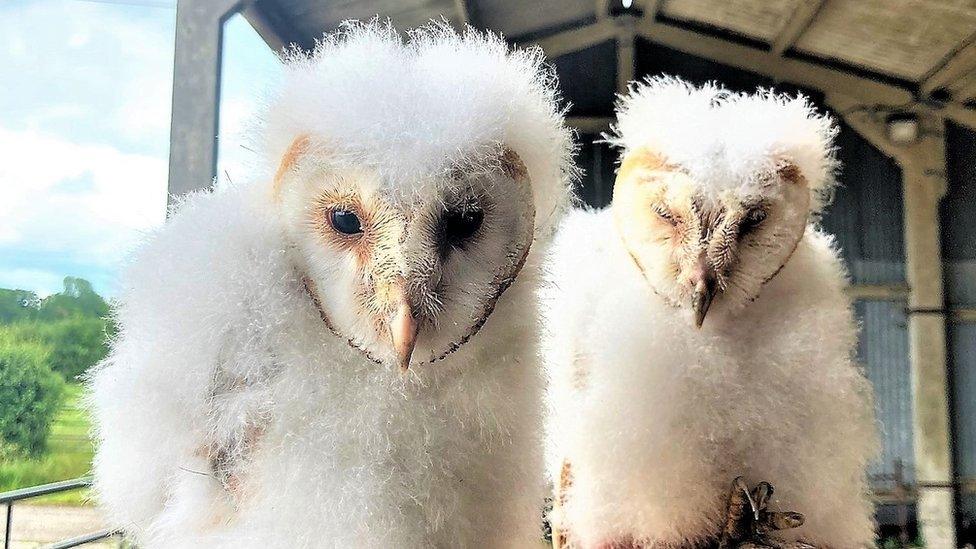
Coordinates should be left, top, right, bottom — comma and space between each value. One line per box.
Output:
750, 481, 773, 513
719, 476, 754, 546
719, 477, 809, 549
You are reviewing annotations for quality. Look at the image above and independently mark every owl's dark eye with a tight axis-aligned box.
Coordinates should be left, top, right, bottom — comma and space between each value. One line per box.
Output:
330, 209, 363, 235
739, 208, 767, 237
442, 208, 484, 248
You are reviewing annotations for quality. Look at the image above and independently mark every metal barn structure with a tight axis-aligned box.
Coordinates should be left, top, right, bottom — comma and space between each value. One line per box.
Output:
167, 0, 976, 545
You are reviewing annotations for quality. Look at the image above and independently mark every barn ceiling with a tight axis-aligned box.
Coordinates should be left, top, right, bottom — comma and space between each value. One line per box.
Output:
242, 0, 976, 126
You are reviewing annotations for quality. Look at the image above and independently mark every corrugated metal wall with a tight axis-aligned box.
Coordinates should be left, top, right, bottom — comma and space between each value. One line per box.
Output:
820, 124, 915, 487
945, 121, 976, 530
822, 124, 906, 286
950, 324, 976, 524
855, 300, 914, 484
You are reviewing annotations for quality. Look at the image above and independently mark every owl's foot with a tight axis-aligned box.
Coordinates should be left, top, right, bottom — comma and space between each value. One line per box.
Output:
717, 477, 816, 549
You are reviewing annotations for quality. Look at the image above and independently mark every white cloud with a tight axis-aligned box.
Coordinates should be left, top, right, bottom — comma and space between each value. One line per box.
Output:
0, 126, 168, 265
67, 30, 90, 49
0, 1, 175, 296
0, 1, 176, 156
0, 2, 281, 296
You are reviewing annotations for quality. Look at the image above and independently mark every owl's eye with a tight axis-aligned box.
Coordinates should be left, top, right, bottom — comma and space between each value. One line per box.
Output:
330, 209, 363, 235
442, 208, 484, 247
739, 208, 767, 237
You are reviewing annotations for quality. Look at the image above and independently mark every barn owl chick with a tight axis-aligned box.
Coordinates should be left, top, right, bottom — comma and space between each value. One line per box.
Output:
543, 77, 878, 548
90, 22, 573, 548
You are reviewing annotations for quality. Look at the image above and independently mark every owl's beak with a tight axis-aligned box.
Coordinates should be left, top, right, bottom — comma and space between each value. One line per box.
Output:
691, 257, 718, 328
390, 300, 419, 373
692, 280, 716, 328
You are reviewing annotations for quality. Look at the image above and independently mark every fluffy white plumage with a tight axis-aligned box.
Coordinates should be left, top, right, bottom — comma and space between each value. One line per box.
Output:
544, 78, 878, 548
609, 75, 839, 212
89, 22, 573, 548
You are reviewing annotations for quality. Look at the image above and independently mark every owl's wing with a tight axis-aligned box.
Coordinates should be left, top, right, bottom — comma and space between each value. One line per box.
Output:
88, 184, 294, 543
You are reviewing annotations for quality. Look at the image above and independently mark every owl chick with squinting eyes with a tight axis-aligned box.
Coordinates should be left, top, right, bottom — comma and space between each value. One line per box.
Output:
544, 78, 878, 549
89, 22, 574, 548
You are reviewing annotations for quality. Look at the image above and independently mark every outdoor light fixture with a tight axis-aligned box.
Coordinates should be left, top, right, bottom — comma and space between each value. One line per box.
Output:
885, 112, 919, 145
611, 0, 641, 16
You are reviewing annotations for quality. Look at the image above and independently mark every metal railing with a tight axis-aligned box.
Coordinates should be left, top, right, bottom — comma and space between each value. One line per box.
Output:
0, 466, 970, 548
0, 477, 120, 549
870, 460, 916, 547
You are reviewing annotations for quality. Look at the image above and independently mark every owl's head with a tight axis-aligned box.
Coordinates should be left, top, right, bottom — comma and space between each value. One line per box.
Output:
264, 22, 573, 371
609, 77, 839, 327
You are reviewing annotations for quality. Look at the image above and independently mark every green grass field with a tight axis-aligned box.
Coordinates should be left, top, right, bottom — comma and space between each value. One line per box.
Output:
0, 384, 95, 505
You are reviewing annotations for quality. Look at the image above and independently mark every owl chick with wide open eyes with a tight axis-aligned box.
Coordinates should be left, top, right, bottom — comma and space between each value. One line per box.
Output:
90, 22, 574, 548
544, 77, 878, 549
276, 141, 536, 372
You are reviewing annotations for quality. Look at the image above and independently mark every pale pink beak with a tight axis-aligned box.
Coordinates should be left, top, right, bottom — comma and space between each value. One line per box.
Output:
390, 300, 419, 372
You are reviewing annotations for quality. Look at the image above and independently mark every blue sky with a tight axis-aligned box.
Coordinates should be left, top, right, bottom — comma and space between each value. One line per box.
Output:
0, 0, 281, 297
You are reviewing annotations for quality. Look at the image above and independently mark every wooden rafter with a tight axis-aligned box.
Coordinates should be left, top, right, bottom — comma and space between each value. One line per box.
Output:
595, 0, 610, 19
567, 116, 613, 134
941, 102, 976, 129
632, 18, 976, 129
641, 0, 664, 19
921, 31, 976, 97
954, 72, 976, 102
529, 19, 617, 58
825, 93, 905, 160
637, 19, 910, 103
239, 0, 976, 131
771, 0, 825, 56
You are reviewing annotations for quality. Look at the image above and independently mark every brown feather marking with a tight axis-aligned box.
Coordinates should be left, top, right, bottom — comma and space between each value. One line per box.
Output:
203, 363, 275, 506
428, 223, 533, 365
776, 162, 805, 186
209, 423, 265, 499
499, 147, 529, 180
272, 134, 311, 198
552, 460, 574, 549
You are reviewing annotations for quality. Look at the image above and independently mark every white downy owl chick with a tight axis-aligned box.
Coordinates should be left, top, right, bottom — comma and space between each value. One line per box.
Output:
89, 22, 574, 548
543, 77, 878, 548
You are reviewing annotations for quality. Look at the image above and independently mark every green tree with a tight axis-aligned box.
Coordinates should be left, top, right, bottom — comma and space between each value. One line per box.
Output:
0, 277, 115, 380
0, 332, 65, 457
36, 277, 110, 321
31, 317, 112, 380
0, 289, 39, 323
